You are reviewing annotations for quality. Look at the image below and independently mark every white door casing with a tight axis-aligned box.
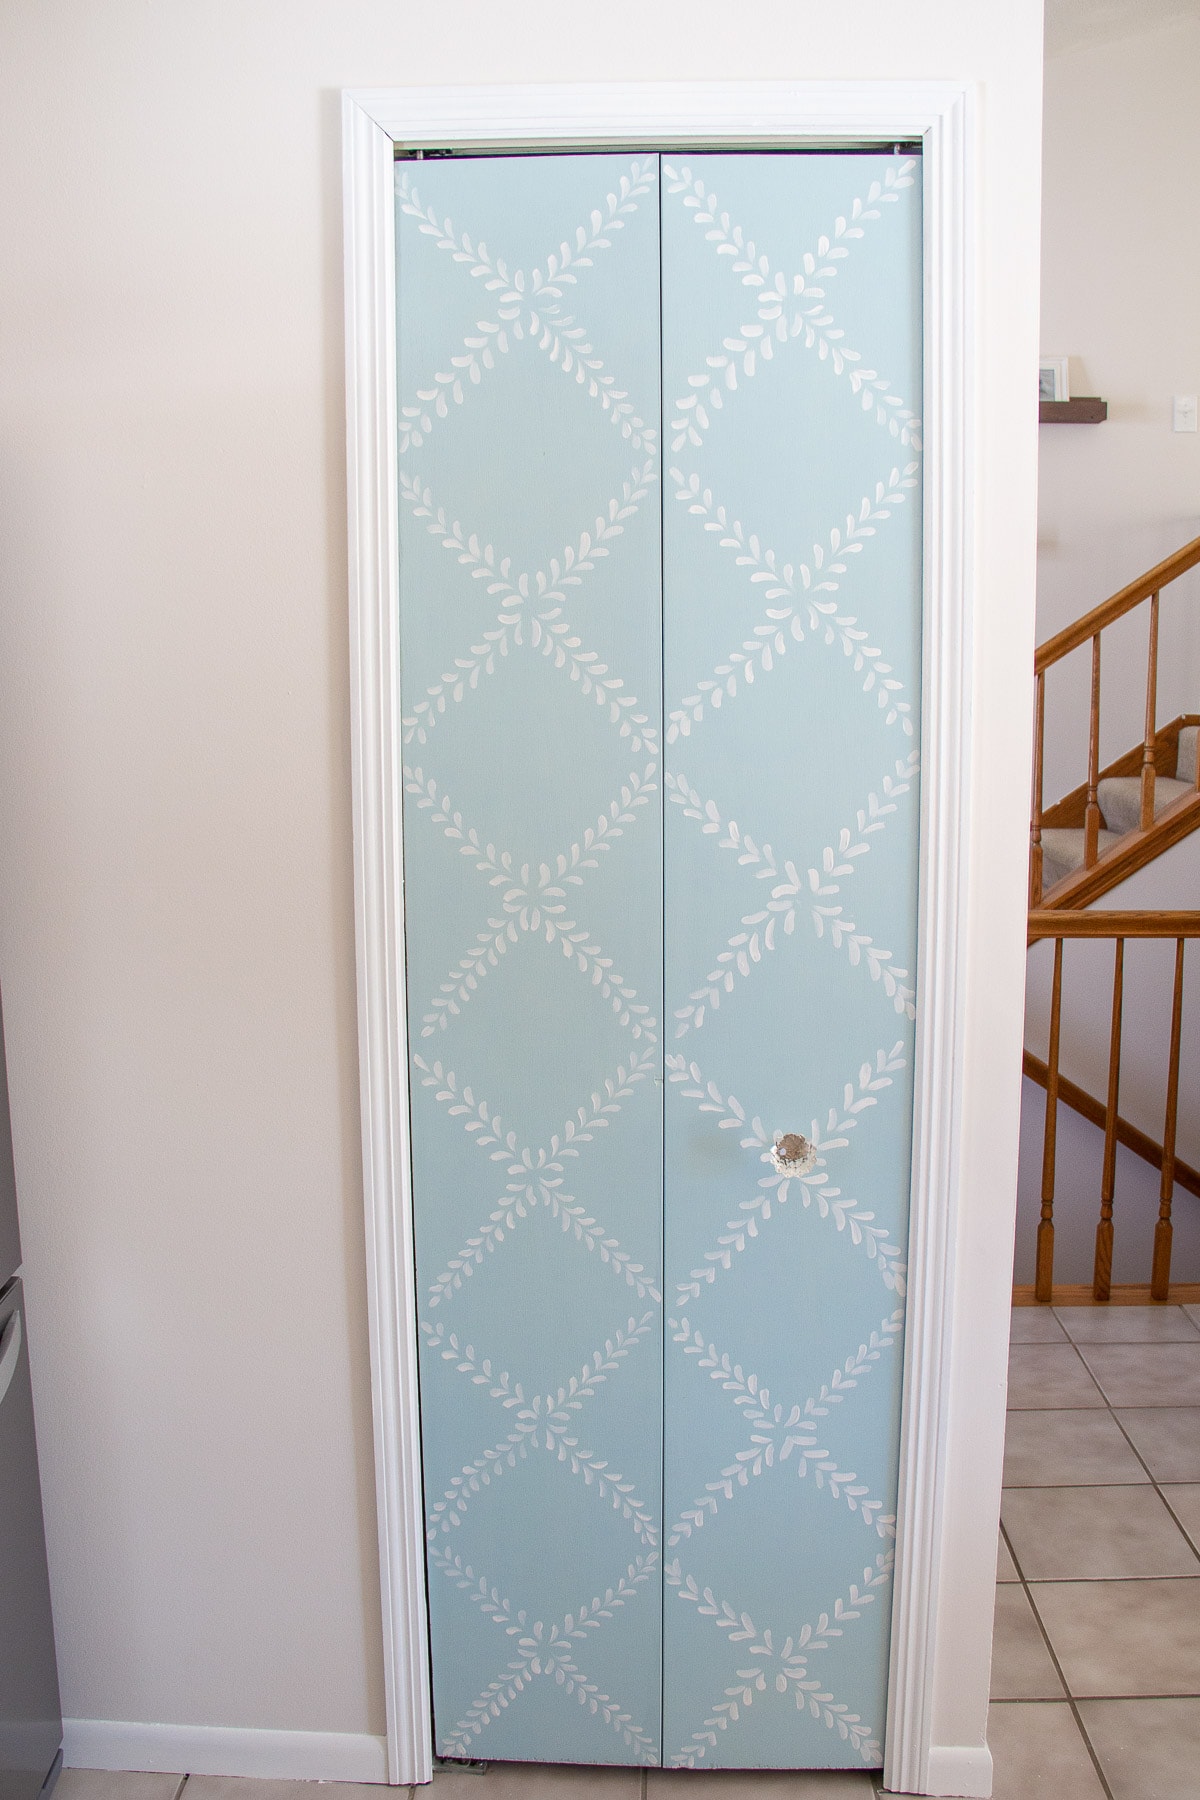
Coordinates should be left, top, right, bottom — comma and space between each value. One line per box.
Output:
343, 81, 980, 1796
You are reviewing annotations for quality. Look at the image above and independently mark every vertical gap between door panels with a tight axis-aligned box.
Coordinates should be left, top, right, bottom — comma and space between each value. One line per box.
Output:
655, 149, 667, 1773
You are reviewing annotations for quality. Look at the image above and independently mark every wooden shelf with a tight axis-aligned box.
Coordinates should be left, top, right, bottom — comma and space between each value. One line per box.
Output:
1040, 397, 1108, 423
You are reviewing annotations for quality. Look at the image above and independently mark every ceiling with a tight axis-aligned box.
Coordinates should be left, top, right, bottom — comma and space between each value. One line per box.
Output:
1046, 0, 1200, 56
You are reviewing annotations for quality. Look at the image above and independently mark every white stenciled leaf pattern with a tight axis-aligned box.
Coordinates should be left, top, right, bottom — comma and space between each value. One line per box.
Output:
662, 159, 920, 454
400, 463, 658, 749
414, 1049, 661, 1306
669, 766, 916, 1035
405, 765, 659, 1039
422, 1313, 659, 1545
526, 305, 656, 447
667, 1046, 908, 1301
663, 1553, 893, 1767
397, 160, 660, 454
805, 751, 921, 1017
807, 753, 920, 899
658, 151, 919, 1768
666, 467, 918, 744
431, 1546, 659, 1762
403, 150, 921, 1768
664, 771, 779, 879
403, 152, 670, 1767
665, 1311, 905, 1544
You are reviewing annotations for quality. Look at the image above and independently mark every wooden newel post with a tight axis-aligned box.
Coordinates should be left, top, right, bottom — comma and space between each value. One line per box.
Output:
1151, 937, 1186, 1301
1037, 937, 1065, 1302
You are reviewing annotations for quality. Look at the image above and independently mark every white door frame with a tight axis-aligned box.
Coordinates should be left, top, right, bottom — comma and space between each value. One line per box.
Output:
343, 81, 977, 1795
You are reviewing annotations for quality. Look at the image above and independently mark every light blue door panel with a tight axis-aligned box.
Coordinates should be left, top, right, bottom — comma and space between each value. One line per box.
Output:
660, 153, 921, 1771
398, 147, 923, 1775
397, 152, 665, 1767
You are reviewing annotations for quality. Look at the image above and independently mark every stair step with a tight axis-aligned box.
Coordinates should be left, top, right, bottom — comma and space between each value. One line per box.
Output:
1040, 827, 1122, 890
1098, 775, 1193, 835
1179, 725, 1198, 786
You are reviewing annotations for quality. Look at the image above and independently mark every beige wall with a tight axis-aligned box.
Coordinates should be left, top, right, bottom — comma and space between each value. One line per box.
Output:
0, 0, 1044, 1770
1039, 15, 1200, 799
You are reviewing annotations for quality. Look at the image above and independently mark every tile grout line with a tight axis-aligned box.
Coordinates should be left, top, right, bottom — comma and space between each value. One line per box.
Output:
1107, 1407, 1200, 1562
1020, 1306, 1200, 1795
1007, 1514, 1116, 1800
1004, 1342, 1119, 1800
995, 1690, 1200, 1702
1158, 1487, 1200, 1559
171, 1780, 188, 1800
1085, 1328, 1200, 1567
1073, 1318, 1200, 1770
1057, 1308, 1200, 1568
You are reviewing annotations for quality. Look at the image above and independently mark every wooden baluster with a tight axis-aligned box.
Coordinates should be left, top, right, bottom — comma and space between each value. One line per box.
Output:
1037, 936, 1065, 1302
1093, 938, 1124, 1301
1140, 592, 1160, 831
1085, 633, 1103, 867
1151, 938, 1186, 1301
1031, 670, 1045, 905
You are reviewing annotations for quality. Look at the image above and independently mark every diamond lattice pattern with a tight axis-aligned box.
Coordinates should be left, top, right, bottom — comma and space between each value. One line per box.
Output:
397, 149, 922, 1772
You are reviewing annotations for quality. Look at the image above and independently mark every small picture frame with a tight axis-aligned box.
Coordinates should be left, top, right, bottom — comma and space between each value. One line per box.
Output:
1039, 358, 1070, 404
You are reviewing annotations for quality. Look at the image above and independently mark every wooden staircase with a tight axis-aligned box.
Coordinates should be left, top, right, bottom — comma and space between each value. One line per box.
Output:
1036, 716, 1198, 906
1031, 535, 1200, 909
1021, 538, 1200, 1306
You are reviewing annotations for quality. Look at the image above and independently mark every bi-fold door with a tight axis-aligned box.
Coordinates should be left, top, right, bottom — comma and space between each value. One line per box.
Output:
396, 149, 922, 1772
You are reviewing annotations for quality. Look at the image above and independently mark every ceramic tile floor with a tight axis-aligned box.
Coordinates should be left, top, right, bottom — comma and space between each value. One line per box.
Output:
53, 1306, 1200, 1800
995, 1303, 1200, 1800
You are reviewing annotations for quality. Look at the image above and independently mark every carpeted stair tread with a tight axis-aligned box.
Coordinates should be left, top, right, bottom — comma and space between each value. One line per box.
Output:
1097, 775, 1193, 835
1037, 724, 1199, 896
1040, 827, 1121, 890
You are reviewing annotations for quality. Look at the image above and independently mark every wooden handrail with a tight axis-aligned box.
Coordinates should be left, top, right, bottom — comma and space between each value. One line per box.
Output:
1029, 909, 1200, 940
1035, 532, 1200, 672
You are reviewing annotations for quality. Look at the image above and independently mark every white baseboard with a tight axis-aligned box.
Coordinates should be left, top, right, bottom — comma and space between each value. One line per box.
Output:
62, 1723, 989, 1796
914, 1742, 994, 1798
62, 1721, 391, 1785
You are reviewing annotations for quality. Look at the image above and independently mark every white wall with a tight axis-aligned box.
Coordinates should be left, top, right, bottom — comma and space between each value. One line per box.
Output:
0, 1, 1044, 1788
1038, 15, 1200, 801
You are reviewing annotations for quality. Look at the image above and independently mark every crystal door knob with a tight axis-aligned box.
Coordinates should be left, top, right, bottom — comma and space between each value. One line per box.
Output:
769, 1132, 816, 1176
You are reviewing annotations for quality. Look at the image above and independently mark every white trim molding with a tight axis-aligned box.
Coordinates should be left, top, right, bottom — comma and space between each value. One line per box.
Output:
62, 1721, 388, 1784
925, 1743, 997, 1800
344, 81, 980, 1795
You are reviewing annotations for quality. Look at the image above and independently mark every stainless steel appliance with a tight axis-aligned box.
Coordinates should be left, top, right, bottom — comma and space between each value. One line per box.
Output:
0, 994, 62, 1800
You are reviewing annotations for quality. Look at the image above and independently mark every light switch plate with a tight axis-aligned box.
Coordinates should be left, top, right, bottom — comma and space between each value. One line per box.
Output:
1173, 394, 1197, 432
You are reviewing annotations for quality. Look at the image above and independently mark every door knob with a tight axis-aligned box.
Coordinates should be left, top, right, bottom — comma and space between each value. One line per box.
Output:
769, 1132, 816, 1176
